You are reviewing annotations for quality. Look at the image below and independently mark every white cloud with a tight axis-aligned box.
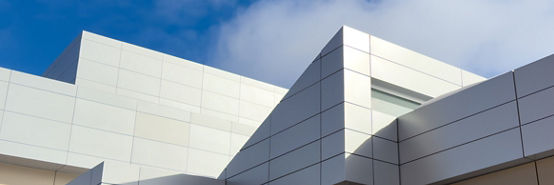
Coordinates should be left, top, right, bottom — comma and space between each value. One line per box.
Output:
209, 0, 554, 88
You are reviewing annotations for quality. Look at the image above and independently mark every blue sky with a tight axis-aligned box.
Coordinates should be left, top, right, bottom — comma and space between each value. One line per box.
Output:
0, 0, 253, 81
2, 0, 554, 88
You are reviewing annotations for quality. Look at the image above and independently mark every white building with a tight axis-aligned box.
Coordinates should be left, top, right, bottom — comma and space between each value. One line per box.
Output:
2, 26, 553, 185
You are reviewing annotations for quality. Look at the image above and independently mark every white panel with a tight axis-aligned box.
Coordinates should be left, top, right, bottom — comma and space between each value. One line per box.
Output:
101, 161, 140, 184
66, 153, 109, 169
187, 149, 230, 177
0, 140, 67, 165
372, 110, 397, 141
73, 99, 136, 135
0, 68, 10, 82
0, 112, 70, 150
202, 91, 239, 115
159, 98, 201, 113
344, 70, 371, 108
117, 70, 160, 96
0, 81, 8, 109
11, 71, 77, 96
82, 31, 121, 48
271, 83, 320, 135
270, 115, 320, 158
204, 66, 240, 82
134, 112, 190, 146
131, 138, 187, 171
6, 84, 75, 123
190, 112, 232, 131
136, 101, 190, 122
240, 83, 275, 107
230, 134, 249, 155
189, 124, 231, 154
69, 126, 133, 161
370, 36, 462, 85
345, 129, 372, 158
203, 73, 240, 98
462, 70, 486, 87
160, 80, 202, 106
232, 122, 256, 136
76, 59, 119, 86
162, 60, 203, 88
343, 26, 370, 53
76, 85, 137, 110
75, 78, 117, 94
241, 76, 275, 92
239, 101, 271, 122
79, 39, 120, 67
371, 55, 459, 97
121, 43, 163, 60
345, 102, 371, 134
344, 46, 371, 76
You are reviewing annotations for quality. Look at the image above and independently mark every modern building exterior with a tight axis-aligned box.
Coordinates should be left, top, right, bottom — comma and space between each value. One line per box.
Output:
1, 25, 554, 185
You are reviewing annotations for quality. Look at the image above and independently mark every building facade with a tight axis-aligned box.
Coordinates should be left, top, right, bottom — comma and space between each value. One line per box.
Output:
1, 25, 553, 185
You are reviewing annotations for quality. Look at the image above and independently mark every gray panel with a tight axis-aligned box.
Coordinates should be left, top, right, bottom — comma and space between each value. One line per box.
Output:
227, 139, 270, 177
322, 46, 345, 79
400, 129, 523, 185
322, 130, 345, 160
270, 115, 320, 158
373, 137, 398, 164
398, 72, 515, 141
345, 154, 373, 185
518, 86, 554, 124
228, 163, 269, 185
67, 162, 103, 185
269, 164, 320, 185
242, 119, 270, 150
269, 141, 320, 180
399, 102, 519, 163
321, 154, 346, 185
139, 174, 224, 185
522, 115, 554, 159
322, 103, 345, 136
514, 54, 554, 98
374, 160, 400, 185
321, 70, 344, 111
271, 83, 321, 135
